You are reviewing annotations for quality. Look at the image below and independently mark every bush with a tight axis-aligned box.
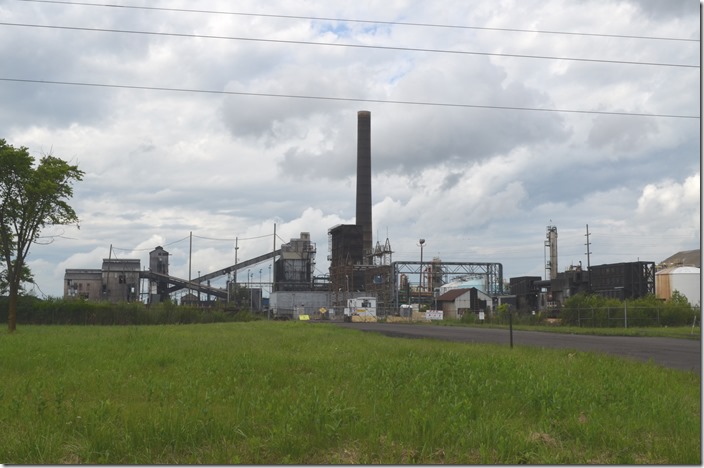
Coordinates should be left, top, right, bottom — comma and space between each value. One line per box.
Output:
562, 293, 697, 328
0, 297, 262, 326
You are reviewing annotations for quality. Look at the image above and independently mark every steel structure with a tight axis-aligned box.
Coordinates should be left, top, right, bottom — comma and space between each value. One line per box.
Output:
589, 261, 656, 299
358, 259, 504, 315
187, 250, 281, 286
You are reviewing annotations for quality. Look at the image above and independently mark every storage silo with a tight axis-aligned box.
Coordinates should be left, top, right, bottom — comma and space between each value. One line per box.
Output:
656, 266, 700, 306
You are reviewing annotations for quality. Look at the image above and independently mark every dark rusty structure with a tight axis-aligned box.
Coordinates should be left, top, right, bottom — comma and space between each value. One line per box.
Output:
589, 261, 656, 299
355, 110, 373, 263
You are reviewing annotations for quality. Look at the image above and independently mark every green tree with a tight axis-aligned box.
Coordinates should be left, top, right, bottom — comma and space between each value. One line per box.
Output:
0, 263, 33, 296
0, 139, 84, 332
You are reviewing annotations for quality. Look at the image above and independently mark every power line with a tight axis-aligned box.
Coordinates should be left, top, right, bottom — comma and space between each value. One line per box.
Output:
13, 0, 700, 43
0, 77, 698, 119
112, 234, 190, 252
193, 234, 272, 242
1, 22, 698, 69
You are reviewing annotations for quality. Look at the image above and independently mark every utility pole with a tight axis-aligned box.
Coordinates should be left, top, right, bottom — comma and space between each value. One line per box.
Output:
234, 236, 238, 284
272, 223, 277, 293
188, 231, 192, 299
585, 224, 592, 293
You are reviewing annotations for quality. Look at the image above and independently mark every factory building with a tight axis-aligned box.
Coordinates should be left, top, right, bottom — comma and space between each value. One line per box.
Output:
148, 246, 170, 303
273, 232, 317, 291
64, 258, 141, 302
64, 269, 102, 300
514, 225, 700, 314
509, 276, 541, 311
589, 261, 655, 300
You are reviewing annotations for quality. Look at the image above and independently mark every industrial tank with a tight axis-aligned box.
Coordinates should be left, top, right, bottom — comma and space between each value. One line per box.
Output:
656, 266, 700, 306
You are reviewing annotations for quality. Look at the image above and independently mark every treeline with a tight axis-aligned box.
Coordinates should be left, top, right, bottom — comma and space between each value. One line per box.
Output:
0, 297, 261, 326
456, 291, 699, 328
560, 292, 698, 327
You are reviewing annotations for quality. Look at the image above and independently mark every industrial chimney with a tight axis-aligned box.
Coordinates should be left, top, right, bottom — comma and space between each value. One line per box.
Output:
545, 225, 558, 280
356, 110, 373, 264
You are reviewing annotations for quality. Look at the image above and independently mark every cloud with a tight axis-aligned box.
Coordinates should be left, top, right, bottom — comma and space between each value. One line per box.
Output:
636, 173, 700, 218
1, 0, 698, 297
587, 114, 659, 152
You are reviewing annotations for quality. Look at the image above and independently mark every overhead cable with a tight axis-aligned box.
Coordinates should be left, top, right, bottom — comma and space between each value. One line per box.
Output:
0, 77, 698, 119
13, 0, 700, 42
0, 22, 698, 69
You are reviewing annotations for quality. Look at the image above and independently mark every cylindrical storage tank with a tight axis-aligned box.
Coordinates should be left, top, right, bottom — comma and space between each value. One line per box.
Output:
656, 266, 700, 306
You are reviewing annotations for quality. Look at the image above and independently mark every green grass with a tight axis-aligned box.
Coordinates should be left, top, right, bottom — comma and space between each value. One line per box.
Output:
0, 322, 700, 464
431, 320, 701, 339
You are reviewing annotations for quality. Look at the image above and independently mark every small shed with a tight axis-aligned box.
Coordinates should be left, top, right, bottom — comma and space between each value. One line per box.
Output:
437, 287, 490, 320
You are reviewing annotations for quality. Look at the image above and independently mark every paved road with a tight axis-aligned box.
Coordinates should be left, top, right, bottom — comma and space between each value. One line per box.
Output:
332, 322, 701, 373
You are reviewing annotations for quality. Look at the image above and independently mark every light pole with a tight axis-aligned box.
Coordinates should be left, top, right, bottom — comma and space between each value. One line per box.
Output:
418, 239, 426, 310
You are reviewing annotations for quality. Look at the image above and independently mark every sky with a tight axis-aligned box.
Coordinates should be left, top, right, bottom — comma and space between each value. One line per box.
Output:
0, 0, 700, 299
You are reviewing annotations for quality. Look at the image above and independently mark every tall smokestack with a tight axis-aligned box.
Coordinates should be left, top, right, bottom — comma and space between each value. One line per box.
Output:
356, 110, 372, 263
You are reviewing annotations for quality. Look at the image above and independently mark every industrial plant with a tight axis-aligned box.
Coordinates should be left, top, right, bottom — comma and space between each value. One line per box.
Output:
64, 111, 701, 319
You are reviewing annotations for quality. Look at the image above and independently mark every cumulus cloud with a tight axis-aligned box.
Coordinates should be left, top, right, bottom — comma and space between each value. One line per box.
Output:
1, 0, 698, 296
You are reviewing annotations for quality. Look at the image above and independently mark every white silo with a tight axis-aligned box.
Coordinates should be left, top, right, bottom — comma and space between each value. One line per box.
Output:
656, 266, 700, 307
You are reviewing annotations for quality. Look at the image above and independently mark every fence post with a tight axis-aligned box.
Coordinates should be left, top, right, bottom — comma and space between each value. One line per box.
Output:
509, 309, 513, 349
624, 300, 627, 329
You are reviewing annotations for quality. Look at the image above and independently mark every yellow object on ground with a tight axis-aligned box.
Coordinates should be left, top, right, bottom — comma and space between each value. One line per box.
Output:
351, 315, 377, 323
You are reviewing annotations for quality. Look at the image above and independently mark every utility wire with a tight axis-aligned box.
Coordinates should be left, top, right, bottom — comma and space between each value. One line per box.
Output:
0, 22, 698, 69
112, 234, 190, 252
193, 233, 273, 242
0, 77, 698, 119
13, 0, 700, 42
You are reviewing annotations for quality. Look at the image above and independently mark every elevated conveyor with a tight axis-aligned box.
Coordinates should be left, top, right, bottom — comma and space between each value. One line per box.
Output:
140, 270, 229, 299
143, 249, 282, 297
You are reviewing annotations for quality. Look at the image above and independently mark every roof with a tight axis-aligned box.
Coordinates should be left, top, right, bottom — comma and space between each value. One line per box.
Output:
659, 249, 700, 269
656, 266, 700, 275
437, 288, 473, 301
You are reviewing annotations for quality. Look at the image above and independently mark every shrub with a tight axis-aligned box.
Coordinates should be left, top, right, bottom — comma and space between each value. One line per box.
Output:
562, 293, 697, 328
0, 297, 262, 326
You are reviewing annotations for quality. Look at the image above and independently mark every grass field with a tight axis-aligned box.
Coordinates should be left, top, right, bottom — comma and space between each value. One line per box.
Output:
0, 322, 700, 464
432, 321, 702, 339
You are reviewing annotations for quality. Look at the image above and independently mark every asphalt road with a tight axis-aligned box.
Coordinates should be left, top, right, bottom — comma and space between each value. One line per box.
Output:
332, 322, 702, 373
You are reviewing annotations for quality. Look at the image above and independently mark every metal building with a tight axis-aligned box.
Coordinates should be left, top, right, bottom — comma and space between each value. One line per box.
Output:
274, 232, 316, 291
589, 261, 655, 299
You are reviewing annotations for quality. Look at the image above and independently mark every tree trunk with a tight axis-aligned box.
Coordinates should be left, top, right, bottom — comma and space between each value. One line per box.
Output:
7, 278, 19, 332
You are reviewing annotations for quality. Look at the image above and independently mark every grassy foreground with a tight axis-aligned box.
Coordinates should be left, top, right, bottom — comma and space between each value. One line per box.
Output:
0, 322, 700, 464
